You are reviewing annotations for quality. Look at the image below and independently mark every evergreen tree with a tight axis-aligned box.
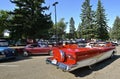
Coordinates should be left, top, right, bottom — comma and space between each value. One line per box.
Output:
95, 0, 109, 40
69, 17, 76, 39
80, 0, 95, 40
111, 16, 120, 40
77, 23, 82, 38
9, 0, 53, 40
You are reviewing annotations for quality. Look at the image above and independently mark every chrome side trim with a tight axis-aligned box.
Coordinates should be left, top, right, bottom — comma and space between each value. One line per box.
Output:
59, 50, 65, 61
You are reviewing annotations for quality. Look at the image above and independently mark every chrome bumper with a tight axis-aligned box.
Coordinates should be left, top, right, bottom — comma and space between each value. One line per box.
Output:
46, 58, 77, 71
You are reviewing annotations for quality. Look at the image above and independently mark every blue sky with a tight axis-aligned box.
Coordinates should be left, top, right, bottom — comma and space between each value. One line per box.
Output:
0, 0, 120, 32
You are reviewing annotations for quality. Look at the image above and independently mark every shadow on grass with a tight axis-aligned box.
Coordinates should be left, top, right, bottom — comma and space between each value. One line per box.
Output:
70, 55, 120, 77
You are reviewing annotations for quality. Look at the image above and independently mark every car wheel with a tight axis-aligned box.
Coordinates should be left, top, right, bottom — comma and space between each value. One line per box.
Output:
110, 50, 116, 59
23, 51, 29, 57
49, 50, 53, 56
110, 51, 115, 59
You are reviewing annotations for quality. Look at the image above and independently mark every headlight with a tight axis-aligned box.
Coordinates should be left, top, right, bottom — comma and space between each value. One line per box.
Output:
12, 50, 15, 54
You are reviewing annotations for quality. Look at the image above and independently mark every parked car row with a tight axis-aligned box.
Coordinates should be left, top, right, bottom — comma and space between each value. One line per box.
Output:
0, 38, 119, 61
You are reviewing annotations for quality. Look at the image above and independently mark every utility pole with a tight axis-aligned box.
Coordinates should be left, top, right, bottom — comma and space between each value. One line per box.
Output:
53, 2, 58, 43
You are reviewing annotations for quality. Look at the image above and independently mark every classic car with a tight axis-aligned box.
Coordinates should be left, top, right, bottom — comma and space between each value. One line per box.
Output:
0, 39, 16, 60
23, 42, 53, 56
46, 43, 116, 71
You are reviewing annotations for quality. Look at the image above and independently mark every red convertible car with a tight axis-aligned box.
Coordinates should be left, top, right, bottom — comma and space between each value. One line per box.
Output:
46, 43, 116, 71
23, 43, 53, 56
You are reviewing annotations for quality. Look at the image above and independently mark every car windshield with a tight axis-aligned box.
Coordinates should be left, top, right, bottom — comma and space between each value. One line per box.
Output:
38, 42, 48, 47
0, 41, 9, 47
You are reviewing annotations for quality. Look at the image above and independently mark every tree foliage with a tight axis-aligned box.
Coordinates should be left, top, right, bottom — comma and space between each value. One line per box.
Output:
48, 18, 67, 39
69, 17, 76, 38
79, 0, 96, 40
77, 23, 81, 38
78, 0, 109, 41
0, 10, 10, 37
9, 0, 53, 40
57, 18, 67, 39
95, 0, 109, 40
111, 16, 120, 40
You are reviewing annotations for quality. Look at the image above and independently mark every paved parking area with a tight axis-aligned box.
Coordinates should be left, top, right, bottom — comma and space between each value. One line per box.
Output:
0, 46, 120, 79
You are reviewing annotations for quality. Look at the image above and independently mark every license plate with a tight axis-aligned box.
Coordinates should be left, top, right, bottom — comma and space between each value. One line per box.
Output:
52, 59, 57, 64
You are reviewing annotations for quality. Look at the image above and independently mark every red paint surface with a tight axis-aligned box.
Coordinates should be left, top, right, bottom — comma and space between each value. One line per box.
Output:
51, 44, 115, 65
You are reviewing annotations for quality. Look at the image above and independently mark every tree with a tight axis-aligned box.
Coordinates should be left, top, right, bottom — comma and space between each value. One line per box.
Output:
0, 10, 10, 37
77, 23, 83, 38
69, 17, 76, 39
57, 18, 67, 39
48, 18, 67, 39
111, 16, 120, 40
80, 0, 96, 40
95, 0, 109, 40
9, 0, 53, 40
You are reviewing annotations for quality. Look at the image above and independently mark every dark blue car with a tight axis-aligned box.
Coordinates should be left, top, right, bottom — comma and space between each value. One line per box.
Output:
0, 39, 16, 60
